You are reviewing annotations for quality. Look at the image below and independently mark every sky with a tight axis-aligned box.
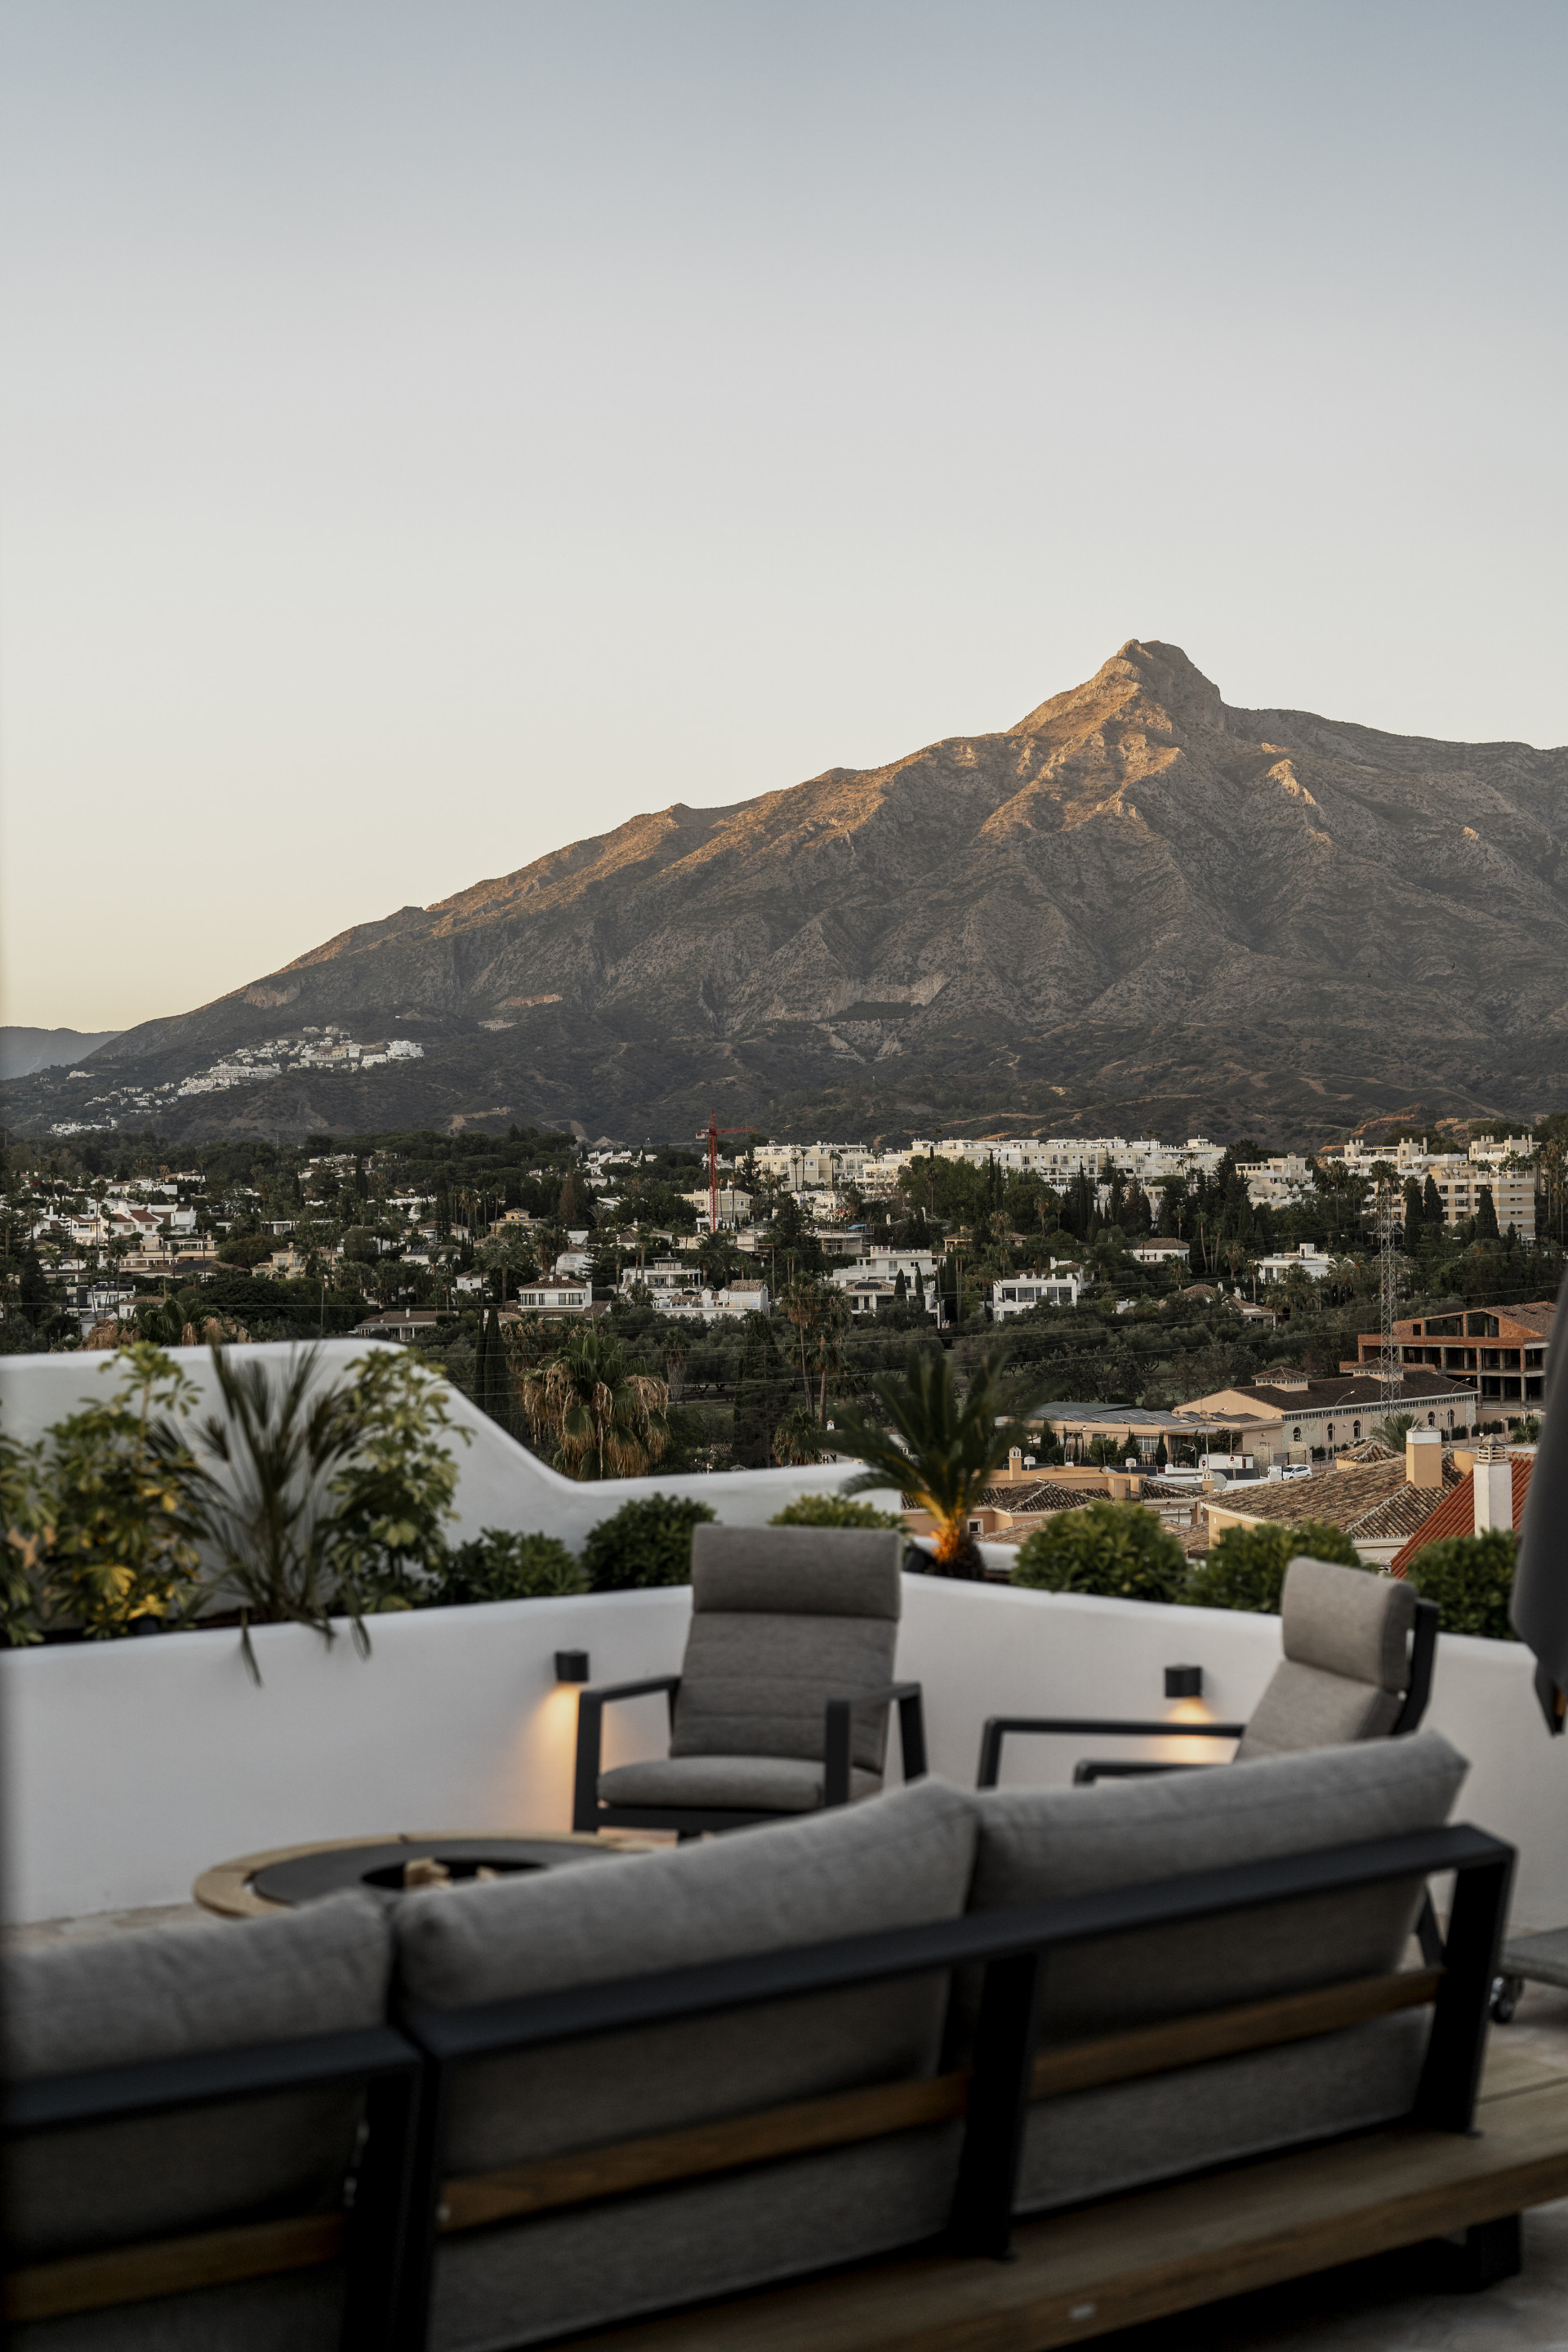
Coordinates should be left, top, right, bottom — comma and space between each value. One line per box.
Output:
3, 0, 1566, 1033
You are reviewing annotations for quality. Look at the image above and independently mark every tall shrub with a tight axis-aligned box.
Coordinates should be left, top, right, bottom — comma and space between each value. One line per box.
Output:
1404, 1530, 1517, 1641
41, 1344, 204, 1637
1187, 1518, 1364, 1615
581, 1494, 716, 1590
1012, 1501, 1187, 1603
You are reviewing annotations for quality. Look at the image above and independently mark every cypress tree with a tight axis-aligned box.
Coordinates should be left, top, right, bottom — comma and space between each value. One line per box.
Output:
1475, 1185, 1499, 1241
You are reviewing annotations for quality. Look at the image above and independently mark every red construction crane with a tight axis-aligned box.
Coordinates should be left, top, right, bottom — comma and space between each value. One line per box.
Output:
698, 1114, 755, 1236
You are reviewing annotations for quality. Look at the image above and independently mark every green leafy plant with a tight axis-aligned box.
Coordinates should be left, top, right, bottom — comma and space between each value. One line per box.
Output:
1012, 1500, 1187, 1603
433, 1528, 589, 1606
1404, 1530, 1518, 1641
0, 1428, 54, 1647
581, 1492, 717, 1590
1187, 1517, 1365, 1615
768, 1492, 906, 1530
831, 1346, 1044, 1579
41, 1344, 205, 1637
185, 1344, 467, 1675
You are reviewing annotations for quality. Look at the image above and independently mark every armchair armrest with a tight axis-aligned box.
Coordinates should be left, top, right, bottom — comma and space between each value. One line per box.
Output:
572, 1676, 682, 1833
976, 1714, 1246, 1790
824, 1682, 927, 1809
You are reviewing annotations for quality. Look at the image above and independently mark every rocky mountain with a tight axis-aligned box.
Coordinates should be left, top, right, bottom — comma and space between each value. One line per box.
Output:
11, 640, 1568, 1148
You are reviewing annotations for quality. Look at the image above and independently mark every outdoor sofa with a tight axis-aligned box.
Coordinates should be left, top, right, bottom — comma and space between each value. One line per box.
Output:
9, 1730, 1563, 2351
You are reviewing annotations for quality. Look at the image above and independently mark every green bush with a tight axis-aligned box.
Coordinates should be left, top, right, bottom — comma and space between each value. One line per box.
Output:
1187, 1518, 1365, 1615
1405, 1530, 1518, 1641
581, 1493, 717, 1590
768, 1493, 905, 1530
433, 1528, 588, 1606
1012, 1501, 1187, 1604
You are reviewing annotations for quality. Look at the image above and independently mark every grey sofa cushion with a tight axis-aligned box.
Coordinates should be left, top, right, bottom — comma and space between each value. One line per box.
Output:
965, 1732, 1465, 2044
669, 1526, 905, 1774
599, 1753, 882, 1811
1016, 2011, 1428, 2216
1236, 1557, 1417, 1762
402, 1773, 974, 2352
2, 1895, 390, 2265
397, 1775, 978, 2175
430, 2127, 963, 2352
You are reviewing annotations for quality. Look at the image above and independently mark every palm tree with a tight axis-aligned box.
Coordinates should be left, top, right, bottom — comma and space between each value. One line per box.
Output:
771, 1405, 826, 1466
517, 1326, 669, 1481
831, 1345, 1044, 1579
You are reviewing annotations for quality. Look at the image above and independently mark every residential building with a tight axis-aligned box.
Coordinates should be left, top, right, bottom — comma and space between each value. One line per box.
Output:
1022, 1403, 1203, 1464
513, 1281, 593, 1316
1130, 1238, 1191, 1267
1178, 1367, 1481, 1465
1339, 1302, 1552, 1409
991, 1272, 1083, 1317
1390, 1440, 1536, 1575
1200, 1435, 1468, 1568
684, 1187, 753, 1229
1257, 1242, 1334, 1283
1235, 1152, 1316, 1209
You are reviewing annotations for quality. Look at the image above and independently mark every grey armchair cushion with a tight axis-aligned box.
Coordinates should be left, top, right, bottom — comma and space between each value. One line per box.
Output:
670, 1526, 904, 1774
966, 1731, 1466, 2044
2, 1893, 390, 2266
599, 1753, 882, 1812
399, 1774, 977, 2352
1236, 1557, 1417, 1762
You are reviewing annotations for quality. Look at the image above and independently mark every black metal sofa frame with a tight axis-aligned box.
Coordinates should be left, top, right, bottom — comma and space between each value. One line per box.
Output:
4, 1820, 1542, 2351
572, 1672, 929, 1837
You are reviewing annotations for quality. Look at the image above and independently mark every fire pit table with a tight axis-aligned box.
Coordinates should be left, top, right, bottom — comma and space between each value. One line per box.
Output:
194, 1829, 655, 1918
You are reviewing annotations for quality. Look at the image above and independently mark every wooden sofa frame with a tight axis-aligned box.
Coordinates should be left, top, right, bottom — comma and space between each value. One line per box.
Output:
11, 1820, 1566, 2352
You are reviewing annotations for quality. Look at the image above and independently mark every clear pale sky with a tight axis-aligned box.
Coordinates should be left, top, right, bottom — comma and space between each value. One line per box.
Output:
3, 1, 1565, 1033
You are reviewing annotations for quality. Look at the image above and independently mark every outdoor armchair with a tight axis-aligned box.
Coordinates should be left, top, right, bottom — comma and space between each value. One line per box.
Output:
977, 1555, 1439, 1789
572, 1524, 927, 1838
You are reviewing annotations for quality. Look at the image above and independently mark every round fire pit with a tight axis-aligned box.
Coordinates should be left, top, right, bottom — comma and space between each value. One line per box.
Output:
194, 1830, 641, 1918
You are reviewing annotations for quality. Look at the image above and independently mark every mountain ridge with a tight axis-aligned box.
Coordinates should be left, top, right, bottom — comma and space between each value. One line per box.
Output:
10, 640, 1568, 1147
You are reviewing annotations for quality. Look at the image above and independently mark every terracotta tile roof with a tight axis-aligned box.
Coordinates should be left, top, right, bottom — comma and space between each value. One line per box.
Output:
1389, 1457, 1535, 1575
1203, 1455, 1463, 1543
969, 1481, 1107, 1513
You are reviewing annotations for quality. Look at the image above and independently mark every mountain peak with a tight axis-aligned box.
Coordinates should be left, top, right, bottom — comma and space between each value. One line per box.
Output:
1011, 639, 1227, 738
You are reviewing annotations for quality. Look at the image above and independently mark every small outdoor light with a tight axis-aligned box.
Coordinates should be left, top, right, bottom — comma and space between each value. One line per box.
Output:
555, 1650, 590, 1684
1165, 1664, 1204, 1699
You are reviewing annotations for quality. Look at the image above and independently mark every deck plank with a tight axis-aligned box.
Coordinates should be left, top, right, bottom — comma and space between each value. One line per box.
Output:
566, 2060, 1568, 2352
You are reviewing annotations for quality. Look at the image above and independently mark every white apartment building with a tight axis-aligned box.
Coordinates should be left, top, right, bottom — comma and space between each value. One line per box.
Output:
1235, 1153, 1316, 1209
1336, 1136, 1537, 1242
991, 1272, 1083, 1316
1258, 1243, 1335, 1283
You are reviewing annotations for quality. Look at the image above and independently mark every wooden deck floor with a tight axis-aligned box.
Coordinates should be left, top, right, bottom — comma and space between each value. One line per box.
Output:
577, 2041, 1568, 2352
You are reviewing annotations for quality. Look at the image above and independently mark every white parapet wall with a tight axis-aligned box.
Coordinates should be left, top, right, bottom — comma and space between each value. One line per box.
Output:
4, 1559, 1567, 1931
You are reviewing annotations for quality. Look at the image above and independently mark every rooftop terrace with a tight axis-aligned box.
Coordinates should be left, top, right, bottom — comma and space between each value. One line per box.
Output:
3, 1340, 1567, 2346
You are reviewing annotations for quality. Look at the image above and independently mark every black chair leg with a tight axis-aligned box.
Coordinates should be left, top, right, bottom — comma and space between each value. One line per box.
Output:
1426, 2212, 1522, 2292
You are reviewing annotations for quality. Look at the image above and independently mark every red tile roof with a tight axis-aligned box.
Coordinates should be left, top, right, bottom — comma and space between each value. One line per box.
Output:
1389, 1457, 1534, 1576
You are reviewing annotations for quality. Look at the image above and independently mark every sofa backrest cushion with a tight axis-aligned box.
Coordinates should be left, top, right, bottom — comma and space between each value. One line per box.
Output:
1236, 1557, 1417, 1760
672, 1526, 904, 1771
396, 1775, 978, 2176
2, 1892, 390, 2263
964, 1732, 1465, 2046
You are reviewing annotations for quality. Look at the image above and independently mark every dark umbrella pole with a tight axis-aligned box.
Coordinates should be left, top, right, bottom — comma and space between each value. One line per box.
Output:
1488, 1312, 1568, 2020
